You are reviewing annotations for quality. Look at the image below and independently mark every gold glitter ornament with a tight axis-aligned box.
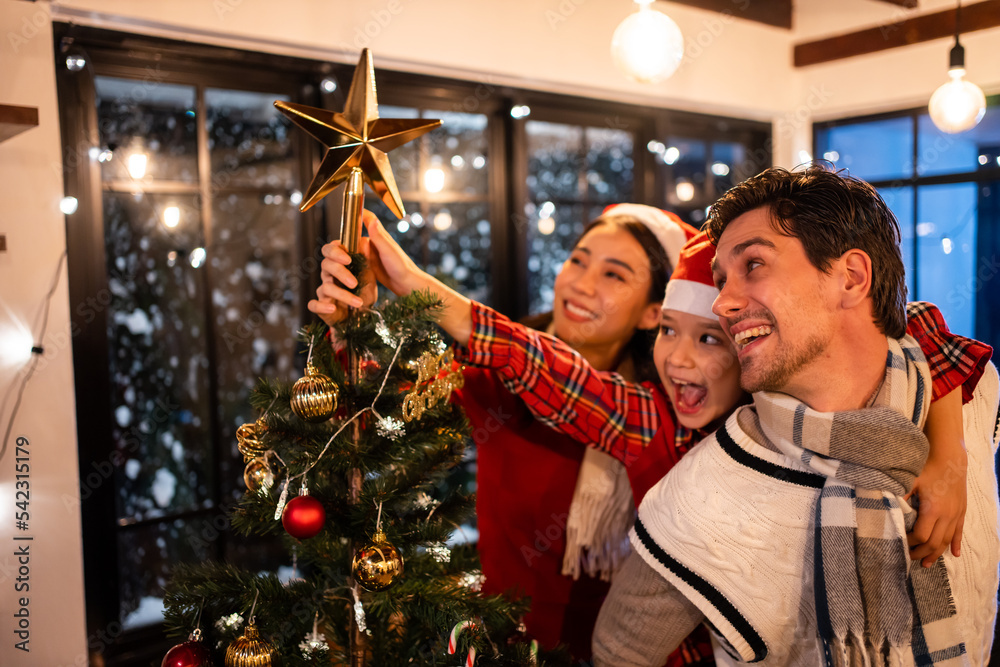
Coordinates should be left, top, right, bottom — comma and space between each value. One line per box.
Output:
290, 363, 338, 423
225, 617, 276, 667
236, 418, 267, 461
243, 459, 274, 494
352, 530, 404, 591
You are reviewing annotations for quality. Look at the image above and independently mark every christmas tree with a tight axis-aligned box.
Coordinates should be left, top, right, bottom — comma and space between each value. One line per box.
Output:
159, 50, 560, 667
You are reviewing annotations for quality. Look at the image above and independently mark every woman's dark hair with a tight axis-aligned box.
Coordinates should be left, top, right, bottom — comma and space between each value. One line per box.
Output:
523, 214, 672, 383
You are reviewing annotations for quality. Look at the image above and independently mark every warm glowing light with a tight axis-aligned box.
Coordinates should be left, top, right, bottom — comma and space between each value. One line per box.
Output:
611, 5, 684, 84
647, 140, 665, 155
433, 210, 453, 231
472, 156, 486, 169
675, 180, 695, 202
663, 146, 680, 165
66, 54, 87, 72
397, 220, 410, 233
510, 105, 531, 119
823, 151, 840, 162
127, 153, 148, 179
60, 197, 79, 215
189, 247, 206, 268
929, 69, 986, 134
451, 155, 465, 168
424, 167, 446, 193
163, 206, 180, 228
320, 77, 338, 93
798, 150, 813, 165
290, 190, 303, 206
0, 321, 34, 370
537, 216, 556, 235
711, 162, 730, 177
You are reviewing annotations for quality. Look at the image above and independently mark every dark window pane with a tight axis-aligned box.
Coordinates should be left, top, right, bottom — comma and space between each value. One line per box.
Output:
95, 77, 198, 183
878, 186, 915, 299
527, 122, 584, 201
816, 117, 913, 182
663, 137, 707, 208
425, 110, 489, 196
585, 126, 633, 202
209, 192, 303, 498
525, 204, 607, 315
104, 192, 214, 522
711, 141, 747, 195
119, 514, 224, 628
917, 112, 1000, 177
916, 183, 979, 337
206, 89, 295, 190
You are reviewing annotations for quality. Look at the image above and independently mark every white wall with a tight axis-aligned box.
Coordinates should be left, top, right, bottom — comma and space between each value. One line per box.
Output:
0, 1, 88, 665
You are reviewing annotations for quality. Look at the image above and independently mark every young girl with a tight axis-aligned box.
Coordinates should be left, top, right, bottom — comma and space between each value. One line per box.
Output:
317, 204, 702, 663
312, 213, 981, 657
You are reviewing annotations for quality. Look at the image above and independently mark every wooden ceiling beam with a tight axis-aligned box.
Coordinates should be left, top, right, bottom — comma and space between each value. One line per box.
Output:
794, 0, 1000, 67
869, 0, 919, 8
666, 0, 792, 29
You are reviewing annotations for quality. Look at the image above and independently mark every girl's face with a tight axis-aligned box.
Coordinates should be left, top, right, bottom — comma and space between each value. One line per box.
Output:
552, 224, 660, 355
654, 309, 745, 431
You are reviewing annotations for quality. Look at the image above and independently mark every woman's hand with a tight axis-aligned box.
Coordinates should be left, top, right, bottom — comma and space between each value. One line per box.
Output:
307, 210, 474, 342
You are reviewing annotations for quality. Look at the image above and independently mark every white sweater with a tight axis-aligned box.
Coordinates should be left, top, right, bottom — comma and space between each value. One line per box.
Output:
632, 362, 1000, 666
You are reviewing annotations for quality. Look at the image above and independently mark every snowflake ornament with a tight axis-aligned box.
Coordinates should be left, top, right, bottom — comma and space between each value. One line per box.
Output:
376, 416, 405, 439
299, 631, 329, 658
427, 542, 452, 563
215, 612, 244, 633
458, 570, 486, 592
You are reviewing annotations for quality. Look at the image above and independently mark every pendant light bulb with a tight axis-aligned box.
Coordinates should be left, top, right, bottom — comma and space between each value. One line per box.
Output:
928, 6, 987, 134
611, 1, 684, 84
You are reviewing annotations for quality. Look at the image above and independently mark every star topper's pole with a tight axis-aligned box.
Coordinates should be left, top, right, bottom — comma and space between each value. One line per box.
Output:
275, 48, 439, 667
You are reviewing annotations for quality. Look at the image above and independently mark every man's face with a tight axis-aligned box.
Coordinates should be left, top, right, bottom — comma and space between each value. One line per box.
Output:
710, 206, 837, 395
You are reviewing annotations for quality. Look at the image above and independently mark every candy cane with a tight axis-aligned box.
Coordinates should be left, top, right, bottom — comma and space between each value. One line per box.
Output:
447, 620, 477, 666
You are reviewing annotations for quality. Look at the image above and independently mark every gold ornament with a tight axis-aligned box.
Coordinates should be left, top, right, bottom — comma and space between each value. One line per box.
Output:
225, 617, 276, 667
274, 49, 440, 216
352, 530, 404, 591
290, 363, 339, 423
243, 458, 274, 494
402, 349, 465, 422
236, 418, 267, 461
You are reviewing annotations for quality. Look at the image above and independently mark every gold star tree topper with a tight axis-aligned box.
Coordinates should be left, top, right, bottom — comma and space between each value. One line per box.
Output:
275, 49, 440, 218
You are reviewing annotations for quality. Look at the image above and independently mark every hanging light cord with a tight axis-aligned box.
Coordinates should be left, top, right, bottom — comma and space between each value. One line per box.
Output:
0, 250, 68, 463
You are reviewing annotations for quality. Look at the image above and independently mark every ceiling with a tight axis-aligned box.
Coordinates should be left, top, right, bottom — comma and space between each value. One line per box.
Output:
668, 0, 916, 29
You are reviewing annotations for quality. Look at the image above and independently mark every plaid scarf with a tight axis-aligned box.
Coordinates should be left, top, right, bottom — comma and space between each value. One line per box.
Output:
747, 336, 968, 667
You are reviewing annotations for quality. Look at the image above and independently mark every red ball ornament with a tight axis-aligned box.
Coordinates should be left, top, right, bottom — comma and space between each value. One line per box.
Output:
162, 638, 211, 667
281, 494, 326, 539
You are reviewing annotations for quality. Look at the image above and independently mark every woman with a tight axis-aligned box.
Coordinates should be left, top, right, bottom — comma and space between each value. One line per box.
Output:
317, 204, 704, 662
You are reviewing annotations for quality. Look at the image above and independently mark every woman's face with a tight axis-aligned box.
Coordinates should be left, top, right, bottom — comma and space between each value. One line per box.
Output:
654, 309, 745, 431
551, 223, 660, 353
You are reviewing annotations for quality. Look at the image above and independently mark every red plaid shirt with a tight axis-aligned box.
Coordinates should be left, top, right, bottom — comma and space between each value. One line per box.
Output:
459, 300, 991, 466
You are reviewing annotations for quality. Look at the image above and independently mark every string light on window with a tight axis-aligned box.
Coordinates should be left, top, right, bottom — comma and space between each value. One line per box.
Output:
611, 0, 684, 84
432, 210, 453, 231
510, 105, 531, 119
320, 77, 338, 93
290, 190, 303, 206
189, 247, 207, 269
675, 179, 695, 202
823, 150, 840, 162
60, 197, 79, 215
929, 1, 986, 134
396, 219, 410, 234
711, 162, 730, 177
663, 146, 680, 165
127, 153, 148, 179
424, 167, 445, 193
163, 206, 180, 229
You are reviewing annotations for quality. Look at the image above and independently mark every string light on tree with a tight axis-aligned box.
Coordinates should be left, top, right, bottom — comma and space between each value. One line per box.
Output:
611, 0, 684, 84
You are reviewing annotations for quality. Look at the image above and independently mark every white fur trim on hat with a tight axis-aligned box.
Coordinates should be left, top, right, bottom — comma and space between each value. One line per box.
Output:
601, 203, 689, 271
663, 279, 718, 321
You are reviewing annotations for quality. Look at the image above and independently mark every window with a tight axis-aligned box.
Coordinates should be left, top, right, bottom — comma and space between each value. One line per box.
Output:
815, 103, 1000, 353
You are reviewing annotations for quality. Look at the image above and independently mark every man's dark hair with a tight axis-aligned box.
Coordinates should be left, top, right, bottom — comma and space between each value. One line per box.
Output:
705, 163, 907, 338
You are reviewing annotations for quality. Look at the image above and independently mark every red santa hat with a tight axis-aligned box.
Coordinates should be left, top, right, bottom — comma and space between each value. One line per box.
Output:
663, 231, 719, 321
600, 203, 696, 273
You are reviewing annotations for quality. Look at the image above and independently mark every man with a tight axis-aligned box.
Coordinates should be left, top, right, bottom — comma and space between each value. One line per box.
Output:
593, 165, 1000, 666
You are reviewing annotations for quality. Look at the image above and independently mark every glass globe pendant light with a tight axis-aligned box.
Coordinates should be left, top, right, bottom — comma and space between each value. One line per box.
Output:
611, 0, 684, 84
928, 1, 986, 134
